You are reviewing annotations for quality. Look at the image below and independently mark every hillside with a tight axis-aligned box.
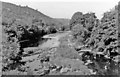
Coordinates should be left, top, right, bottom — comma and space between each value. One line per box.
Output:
2, 2, 68, 29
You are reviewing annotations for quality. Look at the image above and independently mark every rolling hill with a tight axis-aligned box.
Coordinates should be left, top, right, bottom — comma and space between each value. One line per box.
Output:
2, 2, 69, 29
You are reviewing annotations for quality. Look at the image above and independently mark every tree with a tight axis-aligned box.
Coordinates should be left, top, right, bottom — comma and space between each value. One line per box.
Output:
70, 12, 83, 28
72, 24, 89, 46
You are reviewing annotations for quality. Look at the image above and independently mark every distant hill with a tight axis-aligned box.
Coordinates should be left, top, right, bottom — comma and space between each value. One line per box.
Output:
55, 18, 70, 26
2, 2, 68, 28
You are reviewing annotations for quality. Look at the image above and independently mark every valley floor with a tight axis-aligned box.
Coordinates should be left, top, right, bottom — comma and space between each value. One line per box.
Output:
4, 31, 93, 75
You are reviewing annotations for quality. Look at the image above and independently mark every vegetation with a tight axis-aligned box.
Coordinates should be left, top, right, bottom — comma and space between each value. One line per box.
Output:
69, 6, 119, 75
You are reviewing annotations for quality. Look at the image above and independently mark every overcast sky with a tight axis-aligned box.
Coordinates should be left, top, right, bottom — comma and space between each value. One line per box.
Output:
1, 0, 119, 19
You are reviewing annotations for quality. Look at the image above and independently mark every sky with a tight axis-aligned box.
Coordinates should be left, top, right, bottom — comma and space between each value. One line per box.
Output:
1, 0, 119, 19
